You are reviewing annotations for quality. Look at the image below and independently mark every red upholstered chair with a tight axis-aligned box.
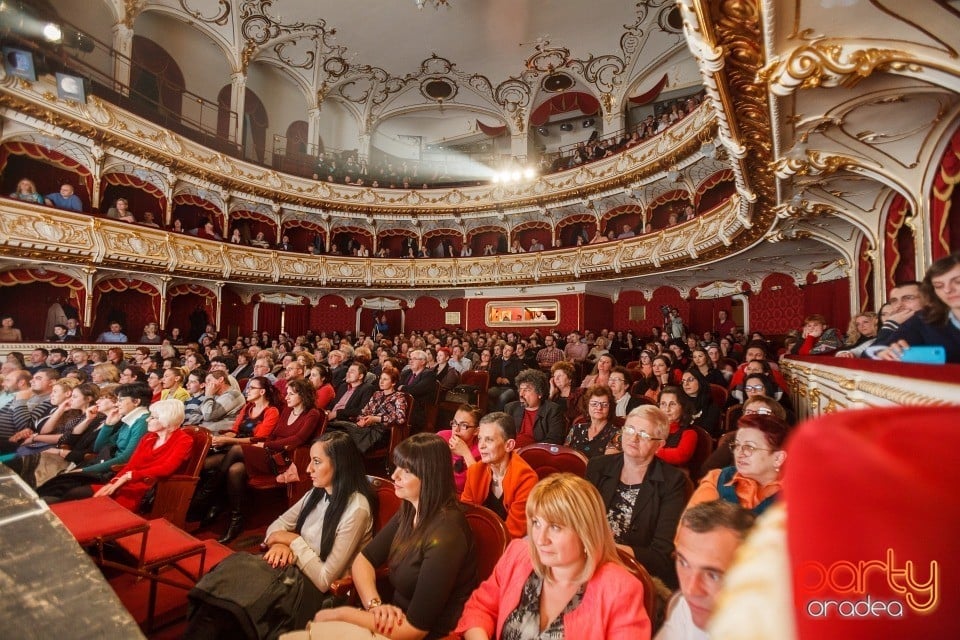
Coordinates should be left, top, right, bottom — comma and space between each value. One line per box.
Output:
617, 547, 659, 625
686, 425, 715, 481
147, 426, 212, 529
516, 443, 589, 480
329, 476, 403, 603
50, 495, 150, 568
247, 412, 327, 507
461, 502, 509, 581
460, 370, 490, 414
365, 392, 412, 473
709, 383, 729, 409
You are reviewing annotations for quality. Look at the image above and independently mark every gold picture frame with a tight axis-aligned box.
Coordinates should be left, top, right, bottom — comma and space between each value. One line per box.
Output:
485, 299, 559, 326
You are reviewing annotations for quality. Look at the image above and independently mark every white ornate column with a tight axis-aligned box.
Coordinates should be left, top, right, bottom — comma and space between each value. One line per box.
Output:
214, 281, 225, 330
229, 72, 247, 145
81, 267, 96, 329
158, 275, 171, 330
307, 107, 323, 157
112, 22, 134, 95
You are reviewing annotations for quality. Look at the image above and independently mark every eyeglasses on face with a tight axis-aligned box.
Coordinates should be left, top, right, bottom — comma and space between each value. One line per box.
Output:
681, 377, 697, 384
588, 401, 610, 408
729, 441, 774, 456
450, 420, 476, 430
742, 407, 772, 416
744, 384, 765, 392
622, 425, 664, 442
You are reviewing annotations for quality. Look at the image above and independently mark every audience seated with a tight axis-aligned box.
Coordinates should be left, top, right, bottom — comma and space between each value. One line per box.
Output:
460, 412, 539, 539
437, 404, 482, 494
304, 433, 478, 639
504, 369, 565, 447
655, 386, 698, 470
655, 501, 755, 639
328, 368, 408, 453
787, 314, 843, 356
687, 414, 789, 515
456, 473, 651, 640
105, 197, 136, 223
564, 385, 620, 459
45, 183, 83, 212
874, 252, 960, 363
587, 405, 687, 589
679, 369, 722, 439
9, 177, 46, 205
186, 432, 375, 638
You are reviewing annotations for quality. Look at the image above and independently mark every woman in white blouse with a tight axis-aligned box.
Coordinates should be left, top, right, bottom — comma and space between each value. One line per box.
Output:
186, 430, 375, 638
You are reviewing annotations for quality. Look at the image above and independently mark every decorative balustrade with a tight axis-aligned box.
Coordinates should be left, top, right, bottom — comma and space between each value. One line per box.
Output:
780, 356, 960, 423
0, 196, 742, 289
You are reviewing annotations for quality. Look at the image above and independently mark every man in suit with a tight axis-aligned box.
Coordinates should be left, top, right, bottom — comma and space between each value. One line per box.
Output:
504, 368, 565, 446
397, 349, 436, 432
326, 362, 375, 425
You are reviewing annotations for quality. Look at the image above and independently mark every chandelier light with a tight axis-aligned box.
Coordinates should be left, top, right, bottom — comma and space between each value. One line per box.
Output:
416, 0, 451, 9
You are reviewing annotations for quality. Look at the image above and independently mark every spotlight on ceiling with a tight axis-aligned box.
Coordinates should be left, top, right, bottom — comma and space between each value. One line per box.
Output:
560, 123, 573, 132
582, 118, 595, 128
537, 127, 549, 136
42, 22, 61, 42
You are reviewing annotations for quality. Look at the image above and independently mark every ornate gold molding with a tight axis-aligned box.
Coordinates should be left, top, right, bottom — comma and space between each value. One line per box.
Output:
0, 197, 741, 289
760, 43, 924, 97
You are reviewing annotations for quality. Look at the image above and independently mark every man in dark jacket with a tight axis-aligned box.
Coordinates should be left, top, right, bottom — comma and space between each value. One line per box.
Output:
326, 363, 375, 425
397, 349, 436, 432
504, 369, 565, 446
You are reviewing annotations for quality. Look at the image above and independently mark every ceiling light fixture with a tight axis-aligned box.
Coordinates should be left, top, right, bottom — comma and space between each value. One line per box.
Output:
416, 0, 451, 9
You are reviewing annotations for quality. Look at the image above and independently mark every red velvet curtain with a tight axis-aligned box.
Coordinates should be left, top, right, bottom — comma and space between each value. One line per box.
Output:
930, 124, 960, 259
102, 173, 166, 218
257, 302, 283, 336
0, 144, 93, 209
284, 304, 310, 338
803, 278, 850, 333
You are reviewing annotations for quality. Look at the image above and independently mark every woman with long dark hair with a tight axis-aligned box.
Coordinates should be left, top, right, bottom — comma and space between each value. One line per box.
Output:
655, 386, 698, 469
680, 368, 722, 438
306, 433, 478, 640
217, 378, 321, 542
187, 431, 376, 639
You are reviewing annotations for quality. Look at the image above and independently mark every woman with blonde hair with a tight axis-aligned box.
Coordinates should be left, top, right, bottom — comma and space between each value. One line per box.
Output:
91, 363, 120, 386
9, 178, 45, 204
456, 473, 650, 639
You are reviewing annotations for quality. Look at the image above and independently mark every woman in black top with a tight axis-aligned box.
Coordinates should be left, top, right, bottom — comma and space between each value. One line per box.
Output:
310, 433, 478, 639
680, 368, 722, 438
586, 405, 687, 588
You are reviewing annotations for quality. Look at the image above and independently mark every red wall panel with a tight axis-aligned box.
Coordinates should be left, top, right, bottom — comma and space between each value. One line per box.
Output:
749, 273, 804, 334
803, 278, 850, 334
310, 295, 357, 334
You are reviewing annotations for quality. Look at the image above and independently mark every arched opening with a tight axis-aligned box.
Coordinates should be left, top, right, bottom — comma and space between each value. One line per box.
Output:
556, 214, 597, 247
172, 194, 224, 238
422, 230, 461, 258
92, 279, 160, 340
0, 269, 85, 340
229, 210, 278, 246
512, 223, 552, 252
467, 226, 508, 256
0, 142, 93, 210
131, 35, 184, 123
218, 85, 269, 164
101, 172, 166, 224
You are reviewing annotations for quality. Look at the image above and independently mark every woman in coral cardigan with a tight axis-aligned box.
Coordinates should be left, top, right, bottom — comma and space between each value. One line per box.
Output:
456, 473, 651, 640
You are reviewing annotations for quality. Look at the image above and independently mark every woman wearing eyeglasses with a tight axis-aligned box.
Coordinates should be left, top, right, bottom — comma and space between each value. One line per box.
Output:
565, 385, 620, 459
687, 413, 790, 515
585, 405, 687, 589
699, 396, 787, 477
437, 404, 482, 494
